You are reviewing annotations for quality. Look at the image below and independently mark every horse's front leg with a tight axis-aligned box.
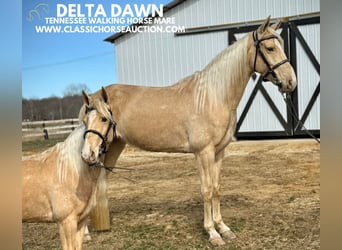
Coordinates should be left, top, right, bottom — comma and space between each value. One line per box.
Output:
212, 149, 236, 240
75, 220, 87, 250
83, 225, 91, 242
196, 147, 226, 246
58, 215, 77, 250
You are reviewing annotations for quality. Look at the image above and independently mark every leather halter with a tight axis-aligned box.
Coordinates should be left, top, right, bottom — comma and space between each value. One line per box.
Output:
252, 31, 289, 86
83, 106, 116, 156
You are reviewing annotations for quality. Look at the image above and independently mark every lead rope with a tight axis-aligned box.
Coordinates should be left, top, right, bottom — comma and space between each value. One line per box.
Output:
94, 161, 141, 183
282, 93, 320, 144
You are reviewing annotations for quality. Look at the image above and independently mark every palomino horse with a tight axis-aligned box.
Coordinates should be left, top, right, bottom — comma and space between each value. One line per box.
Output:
92, 16, 297, 246
22, 88, 116, 250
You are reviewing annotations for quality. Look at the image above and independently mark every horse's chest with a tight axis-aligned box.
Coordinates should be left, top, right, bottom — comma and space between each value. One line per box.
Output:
214, 110, 237, 151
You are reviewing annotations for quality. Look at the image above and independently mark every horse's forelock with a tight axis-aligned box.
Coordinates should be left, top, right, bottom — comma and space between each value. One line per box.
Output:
264, 27, 284, 47
92, 98, 113, 122
78, 96, 112, 123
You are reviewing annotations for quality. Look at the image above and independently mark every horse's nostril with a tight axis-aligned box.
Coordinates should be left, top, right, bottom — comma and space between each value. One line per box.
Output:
90, 151, 96, 161
82, 150, 97, 164
287, 80, 294, 91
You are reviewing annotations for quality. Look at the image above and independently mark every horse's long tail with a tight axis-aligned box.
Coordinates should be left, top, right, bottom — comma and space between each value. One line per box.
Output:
89, 139, 126, 231
90, 168, 110, 230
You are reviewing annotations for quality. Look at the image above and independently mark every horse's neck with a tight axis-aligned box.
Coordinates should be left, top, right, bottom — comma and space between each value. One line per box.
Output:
196, 35, 253, 111
56, 123, 87, 183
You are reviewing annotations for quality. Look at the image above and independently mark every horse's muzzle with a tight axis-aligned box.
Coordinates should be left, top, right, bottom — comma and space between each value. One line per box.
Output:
274, 79, 296, 93
81, 150, 98, 165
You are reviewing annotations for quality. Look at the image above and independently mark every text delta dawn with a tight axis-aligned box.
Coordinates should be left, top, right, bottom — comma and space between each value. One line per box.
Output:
57, 4, 164, 18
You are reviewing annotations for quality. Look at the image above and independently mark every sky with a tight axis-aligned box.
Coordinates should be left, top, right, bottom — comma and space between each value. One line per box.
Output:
22, 0, 171, 99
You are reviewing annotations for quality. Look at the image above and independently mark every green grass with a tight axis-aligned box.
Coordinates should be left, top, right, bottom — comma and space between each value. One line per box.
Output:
22, 137, 67, 154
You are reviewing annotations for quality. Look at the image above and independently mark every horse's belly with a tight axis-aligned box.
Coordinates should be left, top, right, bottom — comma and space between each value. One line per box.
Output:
22, 212, 54, 223
122, 130, 191, 153
22, 168, 54, 222
22, 192, 53, 222
117, 116, 191, 152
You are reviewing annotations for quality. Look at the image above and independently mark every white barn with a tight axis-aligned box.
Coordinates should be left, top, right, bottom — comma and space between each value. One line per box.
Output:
105, 0, 320, 139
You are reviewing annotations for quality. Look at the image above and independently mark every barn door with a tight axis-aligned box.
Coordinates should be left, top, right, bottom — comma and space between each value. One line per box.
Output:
288, 17, 320, 137
229, 16, 320, 139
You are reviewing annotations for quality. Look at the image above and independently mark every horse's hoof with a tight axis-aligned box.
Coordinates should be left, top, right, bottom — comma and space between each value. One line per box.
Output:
209, 237, 226, 246
83, 234, 91, 242
221, 229, 236, 240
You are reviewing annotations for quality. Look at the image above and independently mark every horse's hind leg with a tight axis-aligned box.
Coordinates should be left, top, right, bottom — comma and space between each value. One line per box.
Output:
90, 139, 126, 231
211, 149, 236, 240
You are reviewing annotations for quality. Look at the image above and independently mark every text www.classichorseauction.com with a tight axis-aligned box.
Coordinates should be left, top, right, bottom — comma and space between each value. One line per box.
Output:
28, 3, 186, 34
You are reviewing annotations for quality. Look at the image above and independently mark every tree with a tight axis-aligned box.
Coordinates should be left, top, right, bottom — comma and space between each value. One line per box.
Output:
63, 83, 91, 97
22, 95, 83, 121
22, 83, 91, 121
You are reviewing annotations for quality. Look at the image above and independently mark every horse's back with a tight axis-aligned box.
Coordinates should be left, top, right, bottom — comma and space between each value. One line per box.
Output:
103, 72, 199, 107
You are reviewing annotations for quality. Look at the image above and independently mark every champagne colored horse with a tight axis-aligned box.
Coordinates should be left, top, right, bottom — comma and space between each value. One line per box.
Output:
93, 16, 297, 246
22, 88, 116, 250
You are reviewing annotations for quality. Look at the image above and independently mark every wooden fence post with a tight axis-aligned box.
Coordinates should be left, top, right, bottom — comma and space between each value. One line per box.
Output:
43, 129, 49, 140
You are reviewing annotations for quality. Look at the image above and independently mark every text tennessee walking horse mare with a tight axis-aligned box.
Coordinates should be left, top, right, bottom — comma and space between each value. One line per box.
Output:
93, 16, 297, 246
22, 88, 116, 250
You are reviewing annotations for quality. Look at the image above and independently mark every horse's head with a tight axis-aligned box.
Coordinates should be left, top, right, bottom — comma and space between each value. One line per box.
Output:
80, 87, 116, 165
248, 16, 297, 93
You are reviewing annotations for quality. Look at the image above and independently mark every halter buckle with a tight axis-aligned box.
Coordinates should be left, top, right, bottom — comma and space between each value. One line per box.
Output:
254, 39, 259, 47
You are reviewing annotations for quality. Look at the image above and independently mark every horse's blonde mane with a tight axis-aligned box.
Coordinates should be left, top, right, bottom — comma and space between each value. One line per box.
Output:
22, 124, 86, 184
194, 35, 250, 112
56, 123, 86, 183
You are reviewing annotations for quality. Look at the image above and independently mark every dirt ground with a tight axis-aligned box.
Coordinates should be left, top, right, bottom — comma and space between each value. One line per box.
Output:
22, 139, 320, 249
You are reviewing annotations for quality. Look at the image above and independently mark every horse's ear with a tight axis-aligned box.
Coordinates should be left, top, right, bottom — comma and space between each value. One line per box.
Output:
82, 90, 90, 106
258, 15, 271, 34
101, 87, 109, 103
270, 21, 281, 30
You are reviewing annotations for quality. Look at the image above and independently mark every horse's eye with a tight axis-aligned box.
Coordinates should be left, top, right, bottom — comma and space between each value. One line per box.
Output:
266, 47, 274, 52
101, 117, 107, 122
